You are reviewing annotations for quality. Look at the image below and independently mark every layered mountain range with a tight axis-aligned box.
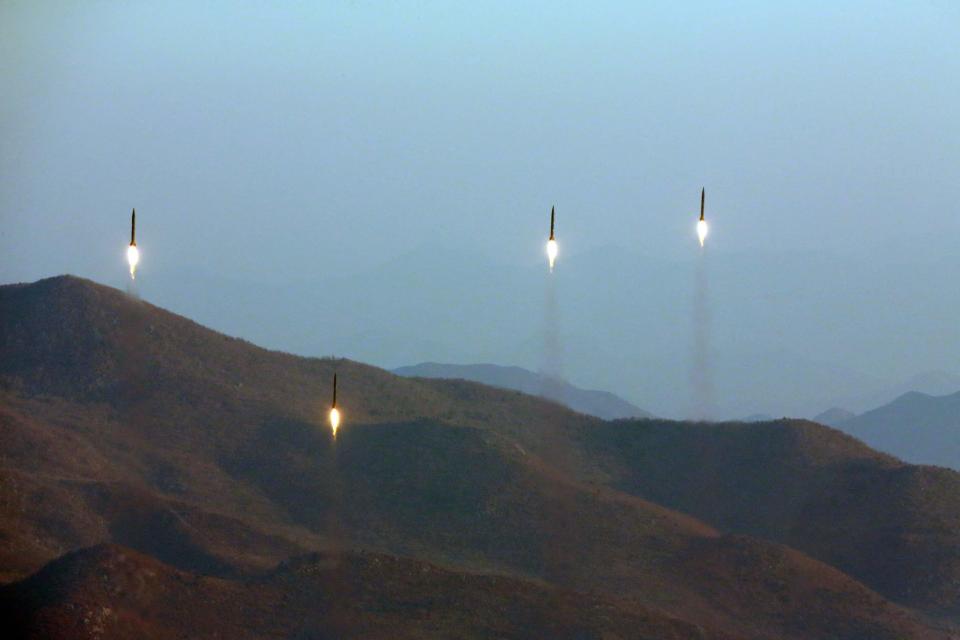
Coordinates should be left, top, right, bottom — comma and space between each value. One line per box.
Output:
1, 276, 959, 639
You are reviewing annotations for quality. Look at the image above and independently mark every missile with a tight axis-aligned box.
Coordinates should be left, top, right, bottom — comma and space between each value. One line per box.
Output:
126, 208, 140, 279
696, 189, 709, 248
329, 373, 341, 437
546, 206, 558, 271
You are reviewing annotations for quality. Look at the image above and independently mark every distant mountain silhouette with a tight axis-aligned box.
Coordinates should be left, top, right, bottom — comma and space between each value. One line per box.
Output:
813, 407, 856, 426
393, 362, 653, 420
739, 413, 775, 422
820, 370, 960, 416
840, 390, 960, 470
2, 276, 959, 638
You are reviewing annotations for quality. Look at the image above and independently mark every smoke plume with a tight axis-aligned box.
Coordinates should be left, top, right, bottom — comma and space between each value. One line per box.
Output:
540, 272, 564, 397
691, 253, 714, 420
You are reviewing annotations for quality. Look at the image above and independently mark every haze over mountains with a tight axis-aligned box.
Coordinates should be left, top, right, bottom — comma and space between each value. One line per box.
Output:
2, 275, 960, 638
58, 244, 960, 422
839, 390, 960, 471
393, 362, 653, 420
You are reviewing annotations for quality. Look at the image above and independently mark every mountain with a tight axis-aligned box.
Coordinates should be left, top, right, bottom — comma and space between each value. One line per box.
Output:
839, 391, 960, 470
813, 407, 856, 426
2, 275, 959, 638
576, 419, 960, 618
1, 544, 727, 640
820, 370, 960, 417
393, 362, 653, 420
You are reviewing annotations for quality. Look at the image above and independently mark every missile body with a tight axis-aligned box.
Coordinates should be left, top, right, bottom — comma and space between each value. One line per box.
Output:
328, 373, 341, 437
696, 188, 709, 248
546, 206, 558, 271
126, 208, 141, 279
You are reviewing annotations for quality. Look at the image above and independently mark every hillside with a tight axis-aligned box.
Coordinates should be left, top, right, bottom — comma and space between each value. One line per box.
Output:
1, 544, 732, 640
840, 391, 960, 470
393, 361, 653, 420
576, 419, 960, 616
1, 276, 959, 638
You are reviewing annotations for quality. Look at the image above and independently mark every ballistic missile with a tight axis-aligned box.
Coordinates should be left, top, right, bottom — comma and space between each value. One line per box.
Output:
546, 206, 558, 271
126, 208, 140, 279
332, 373, 337, 408
697, 189, 709, 247
329, 373, 341, 437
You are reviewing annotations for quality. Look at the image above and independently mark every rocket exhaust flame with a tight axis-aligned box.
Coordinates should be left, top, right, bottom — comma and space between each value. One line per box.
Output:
329, 373, 340, 438
329, 408, 341, 438
546, 206, 558, 271
127, 208, 139, 280
127, 245, 140, 279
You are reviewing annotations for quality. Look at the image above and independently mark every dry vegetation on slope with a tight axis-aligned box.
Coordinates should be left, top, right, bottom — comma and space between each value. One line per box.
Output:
1, 276, 958, 639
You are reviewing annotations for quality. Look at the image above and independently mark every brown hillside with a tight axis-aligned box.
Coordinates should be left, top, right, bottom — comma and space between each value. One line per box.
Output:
577, 419, 960, 617
1, 544, 738, 640
1, 276, 957, 638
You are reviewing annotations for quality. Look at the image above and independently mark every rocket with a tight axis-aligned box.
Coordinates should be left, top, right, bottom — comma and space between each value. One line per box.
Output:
696, 188, 709, 247
546, 206, 558, 270
126, 208, 140, 279
329, 373, 341, 437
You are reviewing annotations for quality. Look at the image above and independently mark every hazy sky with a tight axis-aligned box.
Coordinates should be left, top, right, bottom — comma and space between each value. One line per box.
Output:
3, 1, 958, 283
3, 2, 960, 418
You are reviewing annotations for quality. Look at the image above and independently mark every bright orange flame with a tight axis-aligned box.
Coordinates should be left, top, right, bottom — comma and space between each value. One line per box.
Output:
127, 245, 140, 279
547, 239, 558, 271
329, 407, 341, 438
697, 219, 708, 248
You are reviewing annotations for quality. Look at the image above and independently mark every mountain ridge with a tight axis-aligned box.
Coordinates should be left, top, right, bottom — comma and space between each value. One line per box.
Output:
1, 275, 959, 638
839, 389, 960, 470
393, 361, 654, 420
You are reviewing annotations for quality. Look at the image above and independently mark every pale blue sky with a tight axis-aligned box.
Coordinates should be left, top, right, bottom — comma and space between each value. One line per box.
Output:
3, 1, 958, 282
3, 2, 960, 418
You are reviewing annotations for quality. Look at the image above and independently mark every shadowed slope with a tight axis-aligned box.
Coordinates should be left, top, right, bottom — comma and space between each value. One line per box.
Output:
578, 419, 960, 617
0, 276, 957, 638
0, 544, 743, 640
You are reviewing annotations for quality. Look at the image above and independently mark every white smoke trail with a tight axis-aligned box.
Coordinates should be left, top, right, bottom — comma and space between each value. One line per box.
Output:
540, 271, 564, 397
691, 252, 714, 420
125, 279, 140, 300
